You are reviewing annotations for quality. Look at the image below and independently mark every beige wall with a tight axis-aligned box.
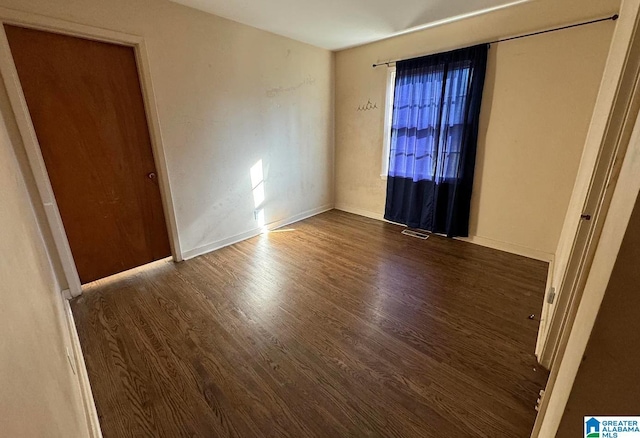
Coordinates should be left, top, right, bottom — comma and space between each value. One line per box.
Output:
0, 0, 334, 260
556, 189, 640, 436
335, 0, 618, 259
0, 85, 87, 435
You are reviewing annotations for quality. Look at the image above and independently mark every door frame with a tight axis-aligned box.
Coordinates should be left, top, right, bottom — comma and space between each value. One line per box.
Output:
532, 0, 640, 435
535, 0, 640, 368
532, 80, 640, 438
0, 7, 182, 298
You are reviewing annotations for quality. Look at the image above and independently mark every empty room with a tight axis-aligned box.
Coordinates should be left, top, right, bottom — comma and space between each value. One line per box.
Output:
2, 0, 640, 437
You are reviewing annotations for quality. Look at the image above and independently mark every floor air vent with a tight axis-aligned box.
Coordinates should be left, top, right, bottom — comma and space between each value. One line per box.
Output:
401, 229, 430, 240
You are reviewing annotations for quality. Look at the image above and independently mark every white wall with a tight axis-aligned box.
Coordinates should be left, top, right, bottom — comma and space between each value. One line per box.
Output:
0, 82, 88, 436
0, 0, 335, 260
0, 0, 335, 434
335, 0, 618, 260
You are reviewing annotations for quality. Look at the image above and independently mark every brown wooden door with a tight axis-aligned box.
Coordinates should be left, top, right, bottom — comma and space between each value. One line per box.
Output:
6, 25, 171, 284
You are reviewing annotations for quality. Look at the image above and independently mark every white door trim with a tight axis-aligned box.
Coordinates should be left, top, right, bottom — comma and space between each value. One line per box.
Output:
532, 1, 640, 435
532, 87, 640, 438
535, 0, 640, 367
0, 8, 182, 297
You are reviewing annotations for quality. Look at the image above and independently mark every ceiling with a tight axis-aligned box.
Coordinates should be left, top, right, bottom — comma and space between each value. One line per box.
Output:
170, 0, 529, 51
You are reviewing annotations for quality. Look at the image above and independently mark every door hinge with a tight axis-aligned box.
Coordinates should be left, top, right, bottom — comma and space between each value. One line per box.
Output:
546, 287, 556, 305
580, 213, 592, 220
535, 389, 545, 411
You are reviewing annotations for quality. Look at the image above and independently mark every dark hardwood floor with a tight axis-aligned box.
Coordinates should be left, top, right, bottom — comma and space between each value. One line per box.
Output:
72, 210, 549, 438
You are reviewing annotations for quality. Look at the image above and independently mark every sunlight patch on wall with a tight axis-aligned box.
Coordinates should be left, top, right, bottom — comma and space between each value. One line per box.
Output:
251, 159, 267, 231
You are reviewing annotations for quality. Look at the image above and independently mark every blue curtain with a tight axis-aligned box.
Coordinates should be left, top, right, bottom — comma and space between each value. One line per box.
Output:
384, 44, 488, 237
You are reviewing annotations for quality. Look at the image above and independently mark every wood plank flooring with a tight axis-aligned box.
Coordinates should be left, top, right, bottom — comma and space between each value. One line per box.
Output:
72, 210, 549, 437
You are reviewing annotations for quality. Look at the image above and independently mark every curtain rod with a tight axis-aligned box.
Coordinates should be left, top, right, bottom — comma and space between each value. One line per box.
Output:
372, 13, 619, 68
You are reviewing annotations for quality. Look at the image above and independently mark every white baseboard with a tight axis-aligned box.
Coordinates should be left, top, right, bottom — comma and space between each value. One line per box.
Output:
334, 204, 385, 221
457, 235, 553, 262
336, 203, 553, 262
182, 204, 334, 260
62, 299, 103, 438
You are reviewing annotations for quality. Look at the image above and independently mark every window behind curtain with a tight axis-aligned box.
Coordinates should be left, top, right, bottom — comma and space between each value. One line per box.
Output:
388, 61, 472, 183
383, 44, 488, 237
